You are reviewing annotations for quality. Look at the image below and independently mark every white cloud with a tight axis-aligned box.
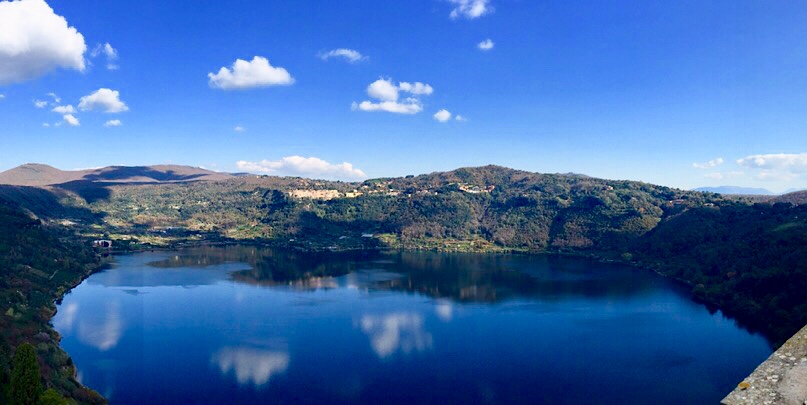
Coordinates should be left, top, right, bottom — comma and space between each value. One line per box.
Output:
755, 170, 798, 181
42, 122, 50, 127
455, 114, 467, 122
352, 99, 422, 114
735, 153, 807, 182
104, 119, 122, 127
0, 0, 87, 84
91, 42, 118, 70
52, 104, 75, 114
398, 81, 433, 95
62, 113, 79, 126
0, 94, 4, 99
433, 109, 452, 122
692, 157, 724, 169
448, 0, 492, 19
367, 78, 400, 101
234, 125, 245, 132
34, 99, 48, 108
236, 156, 367, 180
736, 153, 807, 171
47, 92, 60, 103
78, 88, 128, 113
319, 48, 366, 63
208, 56, 294, 90
354, 78, 433, 115
477, 39, 494, 51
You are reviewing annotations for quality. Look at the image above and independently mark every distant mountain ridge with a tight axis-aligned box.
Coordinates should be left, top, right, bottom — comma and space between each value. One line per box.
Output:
693, 185, 774, 195
0, 163, 234, 186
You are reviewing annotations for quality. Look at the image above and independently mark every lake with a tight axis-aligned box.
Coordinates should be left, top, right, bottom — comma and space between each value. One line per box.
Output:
53, 245, 772, 404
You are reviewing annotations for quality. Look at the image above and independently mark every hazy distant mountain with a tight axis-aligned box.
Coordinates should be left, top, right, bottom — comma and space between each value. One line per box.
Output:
784, 187, 806, 194
0, 163, 233, 186
693, 186, 773, 195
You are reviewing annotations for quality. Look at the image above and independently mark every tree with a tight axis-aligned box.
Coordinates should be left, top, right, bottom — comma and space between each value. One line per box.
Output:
10, 343, 42, 405
38, 388, 68, 405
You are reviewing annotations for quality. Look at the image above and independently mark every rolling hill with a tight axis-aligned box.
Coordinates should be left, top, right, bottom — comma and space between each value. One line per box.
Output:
0, 163, 234, 186
769, 190, 807, 205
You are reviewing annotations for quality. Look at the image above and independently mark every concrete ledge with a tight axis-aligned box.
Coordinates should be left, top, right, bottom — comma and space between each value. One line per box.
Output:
722, 324, 807, 405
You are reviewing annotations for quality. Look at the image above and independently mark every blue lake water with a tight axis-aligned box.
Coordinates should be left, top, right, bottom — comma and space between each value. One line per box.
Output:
53, 246, 772, 404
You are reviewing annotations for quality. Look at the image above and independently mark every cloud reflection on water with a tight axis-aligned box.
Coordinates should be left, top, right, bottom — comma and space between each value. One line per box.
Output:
358, 313, 433, 358
54, 302, 79, 332
435, 301, 453, 321
78, 301, 123, 351
57, 300, 124, 351
211, 347, 290, 387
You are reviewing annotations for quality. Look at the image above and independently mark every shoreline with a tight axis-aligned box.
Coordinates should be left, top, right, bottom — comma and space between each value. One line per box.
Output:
51, 239, 795, 404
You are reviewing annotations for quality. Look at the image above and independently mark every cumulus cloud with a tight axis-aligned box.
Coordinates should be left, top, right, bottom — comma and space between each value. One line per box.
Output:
62, 113, 79, 126
692, 157, 724, 169
236, 156, 367, 180
353, 78, 433, 115
52, 104, 75, 114
78, 88, 128, 113
477, 39, 494, 51
455, 115, 467, 122
47, 92, 60, 103
34, 99, 47, 108
0, 0, 87, 84
352, 100, 422, 114
398, 81, 433, 95
433, 109, 452, 122
736, 153, 807, 171
448, 0, 492, 19
367, 78, 399, 101
736, 153, 807, 182
104, 119, 122, 127
91, 42, 118, 70
234, 125, 245, 132
208, 56, 294, 90
319, 48, 366, 63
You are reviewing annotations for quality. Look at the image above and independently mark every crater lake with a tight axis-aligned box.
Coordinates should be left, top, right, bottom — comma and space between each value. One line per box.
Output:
53, 245, 772, 404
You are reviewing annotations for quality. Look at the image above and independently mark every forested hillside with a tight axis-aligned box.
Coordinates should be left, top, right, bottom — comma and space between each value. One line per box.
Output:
81, 166, 723, 250
633, 203, 807, 341
0, 198, 104, 404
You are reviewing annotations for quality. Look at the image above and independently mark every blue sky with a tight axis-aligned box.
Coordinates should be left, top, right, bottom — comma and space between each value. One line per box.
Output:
1, 0, 806, 192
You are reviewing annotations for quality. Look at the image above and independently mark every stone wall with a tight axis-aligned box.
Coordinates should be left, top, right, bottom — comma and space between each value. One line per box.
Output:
722, 324, 807, 405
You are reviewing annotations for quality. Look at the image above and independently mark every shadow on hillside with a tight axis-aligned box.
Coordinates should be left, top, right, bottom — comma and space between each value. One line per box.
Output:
55, 180, 113, 204
82, 166, 207, 183
0, 185, 103, 223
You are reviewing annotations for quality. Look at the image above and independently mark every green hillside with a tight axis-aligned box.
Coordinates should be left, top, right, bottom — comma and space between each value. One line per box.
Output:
0, 198, 104, 404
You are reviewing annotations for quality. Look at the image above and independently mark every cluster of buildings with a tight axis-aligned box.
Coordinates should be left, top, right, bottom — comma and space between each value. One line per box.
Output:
286, 181, 496, 201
